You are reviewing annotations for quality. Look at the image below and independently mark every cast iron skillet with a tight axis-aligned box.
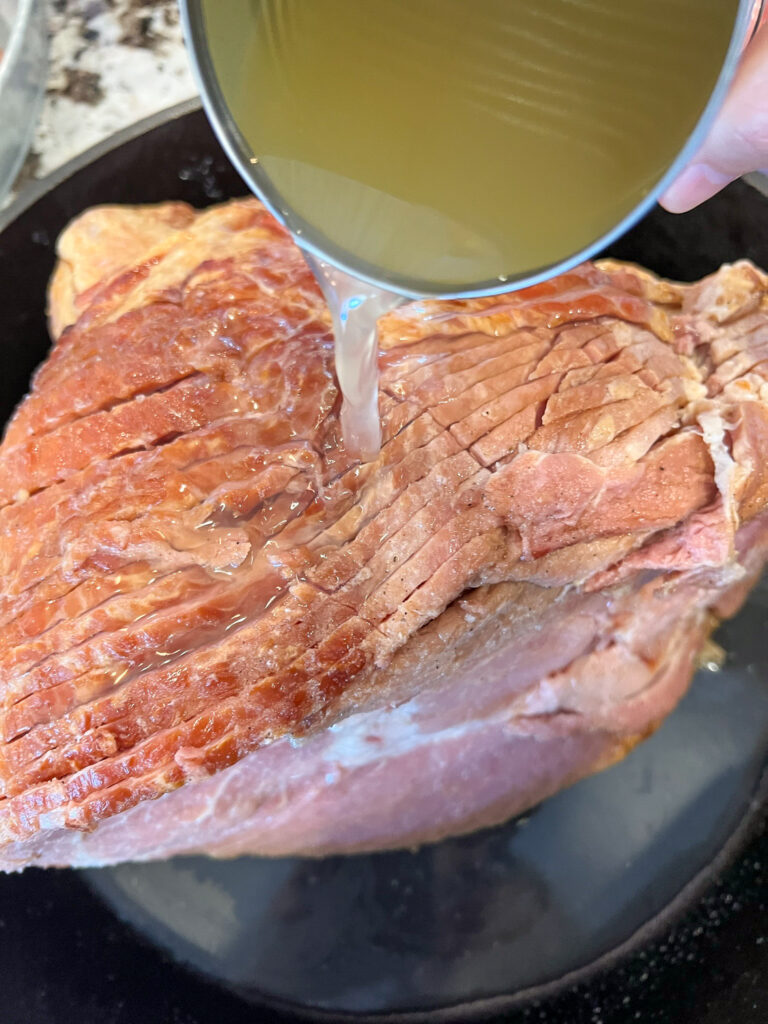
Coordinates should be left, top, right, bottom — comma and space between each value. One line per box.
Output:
1, 100, 768, 1024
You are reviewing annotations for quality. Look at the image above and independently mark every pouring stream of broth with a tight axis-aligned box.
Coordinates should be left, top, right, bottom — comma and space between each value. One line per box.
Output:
305, 256, 403, 460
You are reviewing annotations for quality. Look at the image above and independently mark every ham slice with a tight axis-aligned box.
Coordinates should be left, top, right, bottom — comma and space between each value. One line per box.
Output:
1, 198, 768, 869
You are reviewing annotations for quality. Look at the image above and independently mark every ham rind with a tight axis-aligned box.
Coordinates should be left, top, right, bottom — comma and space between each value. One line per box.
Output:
1, 198, 768, 869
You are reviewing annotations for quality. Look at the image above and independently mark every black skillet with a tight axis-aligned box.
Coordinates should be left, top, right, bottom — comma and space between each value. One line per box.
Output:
1, 100, 768, 1024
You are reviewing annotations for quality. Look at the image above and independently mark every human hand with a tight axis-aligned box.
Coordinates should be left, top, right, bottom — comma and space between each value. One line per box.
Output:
660, 22, 768, 213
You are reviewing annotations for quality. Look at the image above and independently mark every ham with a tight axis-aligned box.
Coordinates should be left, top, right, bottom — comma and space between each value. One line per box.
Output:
1, 198, 768, 869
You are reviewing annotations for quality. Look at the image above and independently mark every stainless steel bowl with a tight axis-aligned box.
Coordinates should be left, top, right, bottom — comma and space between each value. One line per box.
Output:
182, 0, 763, 299
0, 0, 47, 208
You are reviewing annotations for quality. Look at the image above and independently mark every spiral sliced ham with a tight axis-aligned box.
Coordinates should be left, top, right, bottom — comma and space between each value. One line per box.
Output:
0, 198, 767, 869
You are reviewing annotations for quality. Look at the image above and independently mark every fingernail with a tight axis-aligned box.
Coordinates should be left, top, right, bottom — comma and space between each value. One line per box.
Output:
659, 163, 735, 214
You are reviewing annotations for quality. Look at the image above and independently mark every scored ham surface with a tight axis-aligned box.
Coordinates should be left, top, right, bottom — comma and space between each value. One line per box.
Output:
1, 198, 768, 869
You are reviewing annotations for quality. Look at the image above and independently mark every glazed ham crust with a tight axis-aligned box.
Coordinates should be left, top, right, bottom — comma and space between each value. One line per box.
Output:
1, 197, 768, 868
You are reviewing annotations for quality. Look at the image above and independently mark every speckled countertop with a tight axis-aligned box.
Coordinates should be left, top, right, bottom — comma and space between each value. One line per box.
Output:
15, 0, 197, 191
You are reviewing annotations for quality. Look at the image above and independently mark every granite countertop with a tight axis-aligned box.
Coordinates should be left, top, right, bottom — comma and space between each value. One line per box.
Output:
15, 0, 197, 192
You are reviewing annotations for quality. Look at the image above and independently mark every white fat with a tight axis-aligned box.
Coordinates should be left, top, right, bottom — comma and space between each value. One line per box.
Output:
323, 702, 465, 768
315, 693, 529, 773
516, 679, 561, 716
696, 406, 738, 530
723, 372, 768, 409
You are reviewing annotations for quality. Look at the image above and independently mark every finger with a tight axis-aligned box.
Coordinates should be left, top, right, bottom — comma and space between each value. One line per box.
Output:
660, 22, 768, 214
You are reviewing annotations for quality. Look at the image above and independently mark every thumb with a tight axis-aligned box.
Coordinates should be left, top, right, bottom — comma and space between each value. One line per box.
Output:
659, 23, 768, 214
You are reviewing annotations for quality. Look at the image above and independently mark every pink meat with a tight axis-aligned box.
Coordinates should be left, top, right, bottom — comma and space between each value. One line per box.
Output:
0, 201, 767, 868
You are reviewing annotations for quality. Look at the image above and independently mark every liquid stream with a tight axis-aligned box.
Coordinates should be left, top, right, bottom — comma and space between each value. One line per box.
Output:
305, 255, 403, 462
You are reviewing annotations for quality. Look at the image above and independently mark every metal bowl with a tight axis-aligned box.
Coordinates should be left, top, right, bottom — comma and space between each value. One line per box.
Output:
182, 0, 761, 299
0, 0, 47, 208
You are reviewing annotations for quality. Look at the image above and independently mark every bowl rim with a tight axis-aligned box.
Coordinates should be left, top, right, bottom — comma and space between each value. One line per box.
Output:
0, 96, 204, 234
0, 0, 48, 206
0, 0, 38, 91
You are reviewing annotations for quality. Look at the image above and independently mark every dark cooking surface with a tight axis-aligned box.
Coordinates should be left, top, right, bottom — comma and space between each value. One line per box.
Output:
0, 103, 768, 1024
